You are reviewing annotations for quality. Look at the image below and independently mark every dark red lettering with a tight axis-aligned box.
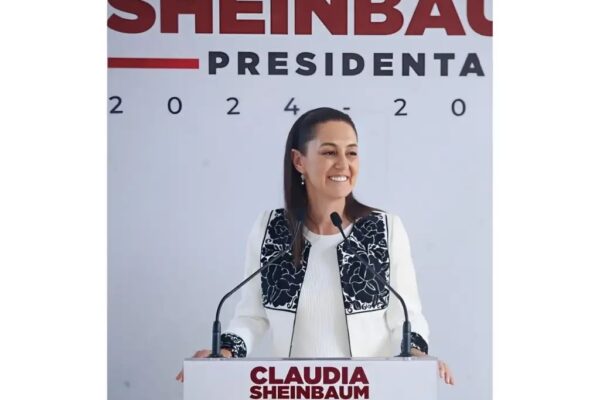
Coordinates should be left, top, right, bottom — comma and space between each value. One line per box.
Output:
269, 367, 284, 384
296, 385, 310, 398
250, 366, 267, 384
339, 385, 353, 400
263, 385, 277, 397
107, 0, 155, 33
284, 366, 303, 384
304, 366, 322, 384
354, 0, 403, 35
355, 386, 369, 398
271, 0, 288, 34
160, 0, 212, 33
220, 0, 264, 34
249, 385, 262, 399
325, 386, 340, 399
341, 366, 348, 384
349, 367, 369, 385
467, 0, 492, 36
278, 385, 290, 399
313, 386, 324, 399
406, 0, 465, 35
295, 0, 347, 35
323, 367, 340, 384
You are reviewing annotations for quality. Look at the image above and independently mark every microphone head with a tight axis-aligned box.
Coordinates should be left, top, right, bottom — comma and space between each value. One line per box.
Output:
329, 212, 343, 228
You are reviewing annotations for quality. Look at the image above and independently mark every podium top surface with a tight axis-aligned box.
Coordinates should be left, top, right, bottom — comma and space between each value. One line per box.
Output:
185, 356, 437, 362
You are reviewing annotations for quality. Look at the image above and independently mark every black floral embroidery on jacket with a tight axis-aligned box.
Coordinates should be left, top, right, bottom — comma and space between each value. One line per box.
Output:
337, 213, 390, 314
260, 209, 310, 312
264, 210, 293, 250
220, 332, 247, 358
260, 210, 390, 314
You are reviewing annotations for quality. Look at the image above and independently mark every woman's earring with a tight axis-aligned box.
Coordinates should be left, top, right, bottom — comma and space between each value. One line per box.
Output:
300, 174, 305, 186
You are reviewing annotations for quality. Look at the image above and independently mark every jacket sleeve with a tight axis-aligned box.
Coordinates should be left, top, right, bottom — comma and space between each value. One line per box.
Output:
385, 214, 430, 354
220, 211, 271, 357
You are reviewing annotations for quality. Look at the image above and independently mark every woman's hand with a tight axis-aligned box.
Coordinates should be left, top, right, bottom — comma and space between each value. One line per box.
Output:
175, 349, 233, 383
437, 360, 454, 385
410, 348, 455, 385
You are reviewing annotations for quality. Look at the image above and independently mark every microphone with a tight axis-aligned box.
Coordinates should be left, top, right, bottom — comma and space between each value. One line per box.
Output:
330, 212, 413, 357
210, 209, 305, 357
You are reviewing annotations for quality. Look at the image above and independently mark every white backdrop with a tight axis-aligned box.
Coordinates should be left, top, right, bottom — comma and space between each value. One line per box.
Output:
108, 1, 492, 399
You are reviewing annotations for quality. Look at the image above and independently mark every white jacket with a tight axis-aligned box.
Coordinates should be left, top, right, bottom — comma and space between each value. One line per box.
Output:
221, 209, 429, 358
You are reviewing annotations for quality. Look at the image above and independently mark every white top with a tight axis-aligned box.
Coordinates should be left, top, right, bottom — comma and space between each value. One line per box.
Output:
290, 224, 354, 357
223, 210, 429, 358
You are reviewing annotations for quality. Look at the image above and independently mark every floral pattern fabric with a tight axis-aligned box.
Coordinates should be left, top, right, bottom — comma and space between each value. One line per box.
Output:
220, 332, 247, 358
337, 213, 391, 314
260, 209, 310, 312
260, 209, 391, 315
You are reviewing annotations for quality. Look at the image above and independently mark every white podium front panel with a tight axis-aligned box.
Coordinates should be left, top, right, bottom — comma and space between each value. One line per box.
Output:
184, 357, 437, 400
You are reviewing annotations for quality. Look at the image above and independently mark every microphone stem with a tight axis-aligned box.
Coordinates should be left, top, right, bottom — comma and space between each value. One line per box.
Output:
210, 217, 304, 358
362, 259, 412, 357
210, 250, 288, 357
331, 215, 412, 357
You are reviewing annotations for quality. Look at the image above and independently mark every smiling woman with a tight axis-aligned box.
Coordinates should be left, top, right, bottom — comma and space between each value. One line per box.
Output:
177, 107, 454, 385
282, 108, 375, 265
292, 120, 359, 204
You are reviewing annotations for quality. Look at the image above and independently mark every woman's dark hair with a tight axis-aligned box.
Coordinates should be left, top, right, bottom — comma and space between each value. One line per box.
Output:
283, 107, 375, 265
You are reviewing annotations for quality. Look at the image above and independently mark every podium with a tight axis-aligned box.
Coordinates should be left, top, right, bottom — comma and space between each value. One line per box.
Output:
184, 356, 438, 400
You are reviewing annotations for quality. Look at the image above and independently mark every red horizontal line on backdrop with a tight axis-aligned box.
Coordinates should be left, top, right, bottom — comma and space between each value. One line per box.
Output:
108, 57, 200, 69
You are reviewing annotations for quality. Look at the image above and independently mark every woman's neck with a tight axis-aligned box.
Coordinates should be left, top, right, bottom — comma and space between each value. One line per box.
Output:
305, 197, 351, 235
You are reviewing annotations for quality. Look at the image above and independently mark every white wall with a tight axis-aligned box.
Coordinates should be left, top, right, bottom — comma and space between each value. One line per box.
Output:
108, 1, 492, 399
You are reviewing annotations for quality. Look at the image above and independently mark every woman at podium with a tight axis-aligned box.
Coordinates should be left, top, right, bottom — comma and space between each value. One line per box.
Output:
177, 107, 453, 385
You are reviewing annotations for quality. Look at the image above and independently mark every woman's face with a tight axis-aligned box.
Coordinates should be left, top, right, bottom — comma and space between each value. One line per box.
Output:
292, 120, 359, 202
